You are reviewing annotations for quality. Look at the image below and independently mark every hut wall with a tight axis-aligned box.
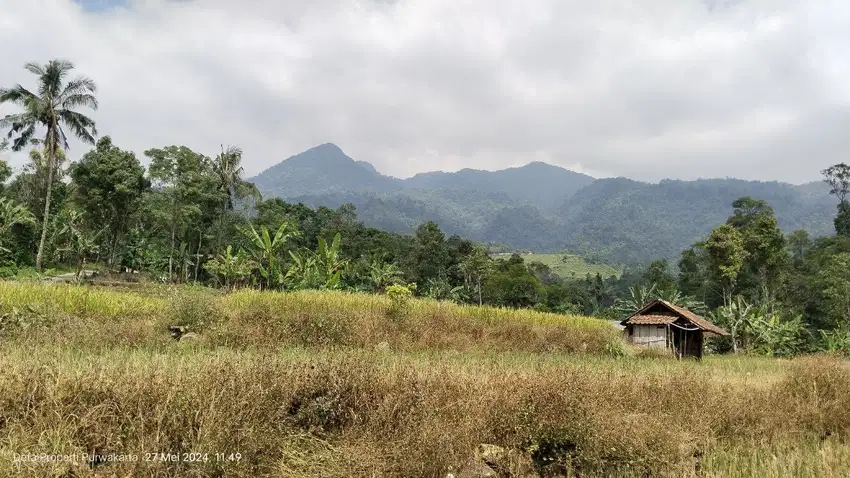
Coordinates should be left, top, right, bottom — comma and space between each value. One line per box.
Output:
631, 325, 667, 348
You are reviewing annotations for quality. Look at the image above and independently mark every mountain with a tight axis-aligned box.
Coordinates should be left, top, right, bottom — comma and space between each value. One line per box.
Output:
250, 144, 838, 264
250, 144, 594, 211
558, 178, 835, 263
403, 161, 594, 210
250, 143, 400, 198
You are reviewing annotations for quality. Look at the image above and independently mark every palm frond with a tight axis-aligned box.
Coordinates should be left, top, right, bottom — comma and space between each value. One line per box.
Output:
61, 76, 98, 98
56, 109, 97, 145
23, 62, 46, 77
61, 93, 98, 110
0, 84, 38, 106
10, 123, 36, 151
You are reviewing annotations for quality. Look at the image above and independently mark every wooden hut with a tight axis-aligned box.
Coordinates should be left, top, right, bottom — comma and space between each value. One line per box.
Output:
620, 300, 729, 359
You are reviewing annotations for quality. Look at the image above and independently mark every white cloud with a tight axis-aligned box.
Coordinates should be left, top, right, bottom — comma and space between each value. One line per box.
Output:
1, 0, 849, 183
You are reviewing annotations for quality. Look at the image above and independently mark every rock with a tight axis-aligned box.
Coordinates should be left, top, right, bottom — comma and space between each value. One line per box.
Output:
179, 332, 200, 342
456, 461, 498, 478
169, 325, 187, 340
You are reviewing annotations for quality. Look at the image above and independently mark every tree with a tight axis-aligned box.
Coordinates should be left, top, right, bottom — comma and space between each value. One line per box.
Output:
411, 221, 450, 285
53, 207, 103, 281
705, 224, 747, 307
677, 245, 711, 304
817, 252, 850, 330
836, 202, 850, 237
314, 232, 349, 290
146, 145, 223, 282
0, 138, 10, 188
822, 163, 850, 236
0, 60, 98, 271
727, 197, 774, 229
642, 259, 676, 294
483, 254, 544, 308
213, 145, 259, 211
787, 229, 810, 262
739, 213, 787, 303
459, 245, 492, 305
711, 295, 754, 354
69, 136, 149, 268
0, 197, 35, 259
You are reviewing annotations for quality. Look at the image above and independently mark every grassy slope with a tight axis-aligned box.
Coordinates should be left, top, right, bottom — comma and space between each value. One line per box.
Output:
517, 253, 621, 279
0, 282, 849, 477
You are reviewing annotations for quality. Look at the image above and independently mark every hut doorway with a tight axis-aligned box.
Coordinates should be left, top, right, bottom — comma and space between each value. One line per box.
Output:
670, 323, 703, 359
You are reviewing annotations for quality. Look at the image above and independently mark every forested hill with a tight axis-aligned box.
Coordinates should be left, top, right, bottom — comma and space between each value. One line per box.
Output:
250, 144, 836, 264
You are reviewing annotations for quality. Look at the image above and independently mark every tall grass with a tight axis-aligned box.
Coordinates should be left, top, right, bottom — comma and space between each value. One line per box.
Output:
1, 282, 849, 477
0, 348, 849, 477
0, 282, 622, 354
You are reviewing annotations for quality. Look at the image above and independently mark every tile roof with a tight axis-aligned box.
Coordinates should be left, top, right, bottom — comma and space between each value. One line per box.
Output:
626, 314, 678, 325
621, 300, 730, 336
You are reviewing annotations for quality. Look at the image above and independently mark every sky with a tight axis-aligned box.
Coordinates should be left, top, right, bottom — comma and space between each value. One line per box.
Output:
1, 0, 849, 183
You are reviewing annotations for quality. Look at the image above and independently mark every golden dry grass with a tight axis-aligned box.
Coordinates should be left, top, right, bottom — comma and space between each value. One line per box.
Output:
0, 282, 849, 477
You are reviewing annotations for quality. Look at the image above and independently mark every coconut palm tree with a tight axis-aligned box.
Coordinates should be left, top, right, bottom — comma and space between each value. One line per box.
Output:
0, 60, 98, 271
214, 145, 260, 211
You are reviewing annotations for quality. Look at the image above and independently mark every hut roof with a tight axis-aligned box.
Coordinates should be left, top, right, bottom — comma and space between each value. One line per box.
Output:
620, 300, 729, 336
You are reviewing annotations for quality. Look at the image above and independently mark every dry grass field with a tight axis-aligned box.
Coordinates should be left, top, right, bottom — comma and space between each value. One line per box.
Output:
1, 282, 849, 477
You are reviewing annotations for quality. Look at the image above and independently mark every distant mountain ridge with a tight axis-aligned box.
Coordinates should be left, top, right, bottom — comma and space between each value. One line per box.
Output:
251, 143, 595, 210
249, 143, 836, 264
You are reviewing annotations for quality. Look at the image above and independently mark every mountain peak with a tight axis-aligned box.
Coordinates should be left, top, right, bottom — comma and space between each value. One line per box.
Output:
308, 143, 344, 154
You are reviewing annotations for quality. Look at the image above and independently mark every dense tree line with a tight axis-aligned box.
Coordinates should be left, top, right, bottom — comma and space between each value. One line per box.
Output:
2, 59, 850, 356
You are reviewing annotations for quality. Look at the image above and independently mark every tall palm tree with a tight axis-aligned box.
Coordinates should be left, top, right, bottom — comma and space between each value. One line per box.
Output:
0, 60, 98, 271
214, 144, 260, 211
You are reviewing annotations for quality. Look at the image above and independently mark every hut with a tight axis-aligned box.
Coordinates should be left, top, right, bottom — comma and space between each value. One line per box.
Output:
620, 300, 729, 359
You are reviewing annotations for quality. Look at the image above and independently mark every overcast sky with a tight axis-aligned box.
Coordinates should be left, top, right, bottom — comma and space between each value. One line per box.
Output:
1, 0, 848, 183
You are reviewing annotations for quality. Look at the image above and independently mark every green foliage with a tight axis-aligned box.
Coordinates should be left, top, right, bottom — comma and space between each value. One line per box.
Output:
819, 329, 850, 355
705, 224, 747, 306
0, 197, 35, 260
286, 233, 350, 290
385, 283, 414, 318
69, 136, 149, 267
816, 252, 850, 329
203, 245, 257, 290
836, 201, 850, 237
0, 157, 11, 187
0, 60, 99, 272
53, 207, 104, 280
241, 222, 299, 289
787, 229, 810, 261
364, 258, 404, 293
748, 310, 806, 357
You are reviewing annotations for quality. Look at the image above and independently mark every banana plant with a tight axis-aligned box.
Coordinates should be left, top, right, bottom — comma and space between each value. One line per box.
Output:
286, 233, 349, 290
367, 259, 404, 293
54, 209, 104, 281
204, 245, 257, 290
241, 222, 300, 289
316, 233, 348, 290
0, 197, 35, 258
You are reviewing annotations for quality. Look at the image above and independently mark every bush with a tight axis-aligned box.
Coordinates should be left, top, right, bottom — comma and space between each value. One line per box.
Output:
385, 284, 413, 319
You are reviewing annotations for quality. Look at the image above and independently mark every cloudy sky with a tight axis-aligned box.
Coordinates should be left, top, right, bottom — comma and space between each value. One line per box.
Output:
1, 0, 848, 183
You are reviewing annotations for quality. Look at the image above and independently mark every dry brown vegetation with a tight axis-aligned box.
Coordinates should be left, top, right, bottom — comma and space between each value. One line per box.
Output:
1, 283, 849, 477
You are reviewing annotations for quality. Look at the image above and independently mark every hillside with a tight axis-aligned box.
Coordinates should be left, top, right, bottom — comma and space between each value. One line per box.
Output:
514, 253, 621, 279
559, 178, 836, 263
404, 161, 594, 210
250, 144, 837, 264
